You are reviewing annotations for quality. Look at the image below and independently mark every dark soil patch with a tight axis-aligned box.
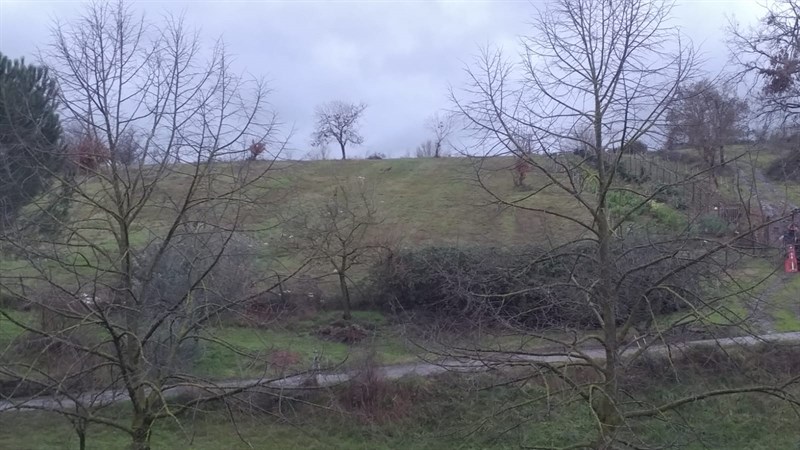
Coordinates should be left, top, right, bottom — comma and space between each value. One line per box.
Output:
315, 320, 370, 344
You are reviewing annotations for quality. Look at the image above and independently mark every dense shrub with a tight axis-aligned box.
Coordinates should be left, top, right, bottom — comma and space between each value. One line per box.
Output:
624, 344, 800, 390
695, 213, 730, 236
607, 190, 646, 222
651, 183, 689, 210
623, 139, 648, 154
133, 230, 260, 374
765, 151, 800, 181
337, 351, 420, 423
315, 320, 370, 343
649, 201, 687, 231
655, 148, 703, 165
236, 275, 325, 327
366, 240, 706, 329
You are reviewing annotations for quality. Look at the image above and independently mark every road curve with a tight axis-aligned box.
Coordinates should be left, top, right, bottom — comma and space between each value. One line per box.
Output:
3, 330, 800, 414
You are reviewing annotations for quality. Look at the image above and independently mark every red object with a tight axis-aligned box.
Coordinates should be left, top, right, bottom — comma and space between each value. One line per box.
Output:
786, 244, 798, 273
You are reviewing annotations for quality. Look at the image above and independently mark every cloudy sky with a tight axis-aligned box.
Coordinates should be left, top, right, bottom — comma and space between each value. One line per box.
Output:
0, 0, 766, 157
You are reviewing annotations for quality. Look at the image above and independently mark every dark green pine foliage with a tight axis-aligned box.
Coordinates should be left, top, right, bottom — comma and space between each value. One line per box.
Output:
0, 52, 63, 230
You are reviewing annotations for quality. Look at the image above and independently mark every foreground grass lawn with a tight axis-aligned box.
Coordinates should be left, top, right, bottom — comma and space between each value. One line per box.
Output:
2, 372, 799, 450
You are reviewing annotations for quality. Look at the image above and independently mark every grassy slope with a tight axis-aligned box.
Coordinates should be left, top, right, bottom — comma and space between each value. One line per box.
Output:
247, 157, 587, 250
0, 157, 588, 290
106, 157, 586, 247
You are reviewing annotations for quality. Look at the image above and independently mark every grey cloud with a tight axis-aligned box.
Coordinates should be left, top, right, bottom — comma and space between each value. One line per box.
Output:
0, 0, 766, 157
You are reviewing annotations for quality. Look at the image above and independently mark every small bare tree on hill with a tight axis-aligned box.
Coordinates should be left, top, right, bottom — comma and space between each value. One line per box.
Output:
415, 139, 436, 158
311, 101, 367, 160
425, 111, 455, 157
294, 179, 381, 321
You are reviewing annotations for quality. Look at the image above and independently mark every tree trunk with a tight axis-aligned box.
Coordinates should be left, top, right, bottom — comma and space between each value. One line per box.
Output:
340, 142, 347, 160
434, 141, 441, 158
130, 413, 155, 450
77, 429, 86, 450
703, 146, 715, 168
594, 111, 621, 445
338, 268, 352, 320
719, 145, 725, 166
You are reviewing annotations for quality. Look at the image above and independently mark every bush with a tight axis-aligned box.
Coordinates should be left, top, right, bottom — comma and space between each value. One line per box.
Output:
765, 151, 800, 181
651, 184, 688, 210
337, 351, 420, 423
366, 152, 386, 160
624, 344, 800, 390
315, 320, 370, 344
607, 190, 646, 222
133, 230, 260, 373
695, 214, 730, 236
235, 275, 325, 327
648, 201, 687, 231
623, 139, 648, 154
366, 240, 706, 329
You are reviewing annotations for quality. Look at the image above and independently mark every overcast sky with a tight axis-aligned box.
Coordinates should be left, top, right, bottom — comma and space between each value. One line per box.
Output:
0, 0, 766, 157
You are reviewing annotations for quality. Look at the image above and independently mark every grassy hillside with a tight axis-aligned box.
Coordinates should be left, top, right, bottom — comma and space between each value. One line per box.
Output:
1, 156, 592, 288
218, 156, 588, 248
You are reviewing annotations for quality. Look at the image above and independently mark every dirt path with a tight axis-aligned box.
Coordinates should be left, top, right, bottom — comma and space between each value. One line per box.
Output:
737, 161, 796, 217
3, 331, 800, 414
735, 163, 799, 333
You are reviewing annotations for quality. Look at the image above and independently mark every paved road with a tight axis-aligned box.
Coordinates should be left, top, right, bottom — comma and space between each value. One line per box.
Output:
3, 330, 800, 414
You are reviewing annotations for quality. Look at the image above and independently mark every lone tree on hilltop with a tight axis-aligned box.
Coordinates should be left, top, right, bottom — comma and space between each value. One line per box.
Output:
311, 100, 367, 160
425, 111, 455, 157
0, 52, 63, 230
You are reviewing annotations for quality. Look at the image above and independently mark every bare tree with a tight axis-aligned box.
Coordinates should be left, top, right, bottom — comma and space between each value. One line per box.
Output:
447, 0, 789, 447
247, 140, 266, 161
0, 2, 296, 450
293, 179, 381, 321
311, 101, 367, 160
665, 79, 749, 168
415, 139, 436, 158
111, 128, 141, 166
305, 144, 330, 161
425, 112, 455, 157
729, 0, 800, 123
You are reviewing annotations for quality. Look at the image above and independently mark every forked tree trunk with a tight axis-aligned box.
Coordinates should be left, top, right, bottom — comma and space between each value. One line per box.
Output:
130, 413, 155, 450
